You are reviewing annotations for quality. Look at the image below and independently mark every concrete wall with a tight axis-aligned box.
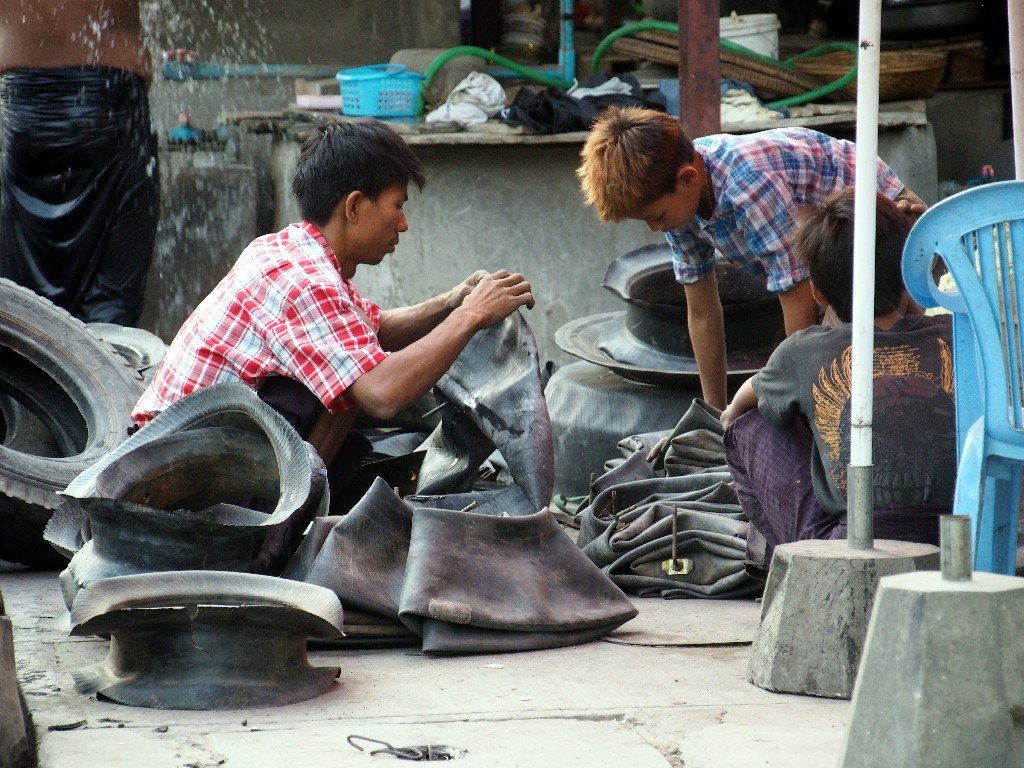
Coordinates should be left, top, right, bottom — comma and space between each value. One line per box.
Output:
142, 0, 460, 134
266, 138, 662, 369
141, 134, 665, 370
927, 87, 1014, 185
138, 148, 260, 340
141, 0, 459, 65
131, 1, 947, 368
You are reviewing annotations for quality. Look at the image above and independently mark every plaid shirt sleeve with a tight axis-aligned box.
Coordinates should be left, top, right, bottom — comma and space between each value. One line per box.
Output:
266, 281, 389, 412
875, 156, 905, 200
666, 223, 718, 284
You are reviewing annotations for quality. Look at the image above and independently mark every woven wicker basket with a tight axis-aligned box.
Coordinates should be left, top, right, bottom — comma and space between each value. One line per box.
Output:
615, 30, 827, 101
793, 49, 949, 102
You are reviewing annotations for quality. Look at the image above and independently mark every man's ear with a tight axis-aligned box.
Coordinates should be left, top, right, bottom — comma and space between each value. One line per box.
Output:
343, 190, 363, 221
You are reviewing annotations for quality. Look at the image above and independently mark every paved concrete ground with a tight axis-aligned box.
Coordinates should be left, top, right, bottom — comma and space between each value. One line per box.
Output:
1, 567, 850, 768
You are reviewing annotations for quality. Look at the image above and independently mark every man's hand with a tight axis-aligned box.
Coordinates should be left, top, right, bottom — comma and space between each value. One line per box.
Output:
454, 269, 535, 328
444, 270, 490, 313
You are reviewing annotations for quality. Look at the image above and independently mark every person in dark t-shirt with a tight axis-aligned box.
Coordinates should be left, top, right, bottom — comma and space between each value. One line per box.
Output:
721, 188, 954, 570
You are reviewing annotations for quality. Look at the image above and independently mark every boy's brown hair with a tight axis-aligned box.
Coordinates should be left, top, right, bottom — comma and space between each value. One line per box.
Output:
577, 106, 695, 222
792, 188, 912, 323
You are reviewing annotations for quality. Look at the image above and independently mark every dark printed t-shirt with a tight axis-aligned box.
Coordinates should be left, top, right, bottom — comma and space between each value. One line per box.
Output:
752, 314, 956, 516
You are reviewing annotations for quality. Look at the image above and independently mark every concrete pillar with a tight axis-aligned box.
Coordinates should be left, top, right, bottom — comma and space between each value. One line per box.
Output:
839, 569, 1024, 767
139, 149, 258, 341
748, 539, 940, 699
0, 613, 34, 768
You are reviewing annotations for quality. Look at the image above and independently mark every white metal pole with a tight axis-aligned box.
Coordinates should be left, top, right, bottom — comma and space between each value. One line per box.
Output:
848, 0, 883, 550
1010, 0, 1024, 179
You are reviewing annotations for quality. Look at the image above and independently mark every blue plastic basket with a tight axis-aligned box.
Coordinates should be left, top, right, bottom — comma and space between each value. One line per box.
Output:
336, 64, 424, 118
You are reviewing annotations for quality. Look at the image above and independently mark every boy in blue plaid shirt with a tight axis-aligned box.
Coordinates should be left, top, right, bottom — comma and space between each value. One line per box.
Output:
577, 106, 925, 409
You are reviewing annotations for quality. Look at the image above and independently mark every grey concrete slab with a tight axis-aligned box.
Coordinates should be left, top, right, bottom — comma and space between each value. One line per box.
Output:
1, 570, 850, 768
211, 720, 671, 768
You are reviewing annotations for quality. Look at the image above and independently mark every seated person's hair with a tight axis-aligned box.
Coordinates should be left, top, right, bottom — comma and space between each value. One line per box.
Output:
792, 188, 912, 323
577, 106, 695, 222
291, 119, 427, 227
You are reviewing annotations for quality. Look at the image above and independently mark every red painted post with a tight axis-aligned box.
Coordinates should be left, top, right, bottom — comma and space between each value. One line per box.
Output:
677, 0, 720, 138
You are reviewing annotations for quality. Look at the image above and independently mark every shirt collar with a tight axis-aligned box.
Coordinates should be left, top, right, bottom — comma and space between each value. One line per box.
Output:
300, 220, 342, 274
694, 148, 718, 228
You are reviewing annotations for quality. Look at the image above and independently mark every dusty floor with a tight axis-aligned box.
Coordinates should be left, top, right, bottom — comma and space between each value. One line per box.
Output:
1, 565, 851, 768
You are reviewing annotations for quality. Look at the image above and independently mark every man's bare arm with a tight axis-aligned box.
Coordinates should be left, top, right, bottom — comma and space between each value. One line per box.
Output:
349, 271, 534, 419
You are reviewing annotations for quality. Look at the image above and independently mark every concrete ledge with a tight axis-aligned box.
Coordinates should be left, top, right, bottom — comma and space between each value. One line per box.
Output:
748, 539, 940, 699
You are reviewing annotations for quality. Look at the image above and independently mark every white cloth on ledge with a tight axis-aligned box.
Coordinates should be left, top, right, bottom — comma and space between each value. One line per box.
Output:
426, 72, 506, 127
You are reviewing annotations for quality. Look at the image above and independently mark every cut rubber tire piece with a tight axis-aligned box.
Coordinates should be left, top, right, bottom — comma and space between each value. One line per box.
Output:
54, 382, 329, 607
0, 279, 143, 569
85, 323, 168, 385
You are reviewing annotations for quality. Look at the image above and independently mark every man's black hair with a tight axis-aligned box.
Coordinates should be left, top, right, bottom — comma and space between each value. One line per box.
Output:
291, 119, 426, 226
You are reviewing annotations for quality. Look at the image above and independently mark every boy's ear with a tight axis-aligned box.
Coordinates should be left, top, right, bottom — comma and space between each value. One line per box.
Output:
810, 281, 829, 308
675, 163, 700, 188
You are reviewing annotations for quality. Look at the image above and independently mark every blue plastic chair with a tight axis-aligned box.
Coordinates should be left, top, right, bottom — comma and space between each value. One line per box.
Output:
902, 180, 1024, 575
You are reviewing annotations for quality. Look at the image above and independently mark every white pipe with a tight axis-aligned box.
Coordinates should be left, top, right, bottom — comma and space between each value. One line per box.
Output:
848, 0, 883, 548
1010, 0, 1024, 179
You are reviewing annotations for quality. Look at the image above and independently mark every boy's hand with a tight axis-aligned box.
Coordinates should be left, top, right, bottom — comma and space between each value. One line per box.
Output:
720, 404, 741, 430
894, 188, 928, 223
645, 436, 670, 463
894, 198, 927, 220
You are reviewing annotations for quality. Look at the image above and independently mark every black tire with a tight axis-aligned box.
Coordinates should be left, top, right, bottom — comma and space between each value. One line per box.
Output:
0, 279, 142, 568
0, 392, 61, 458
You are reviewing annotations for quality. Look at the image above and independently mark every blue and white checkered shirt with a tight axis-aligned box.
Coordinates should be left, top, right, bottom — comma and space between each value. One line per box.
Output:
665, 127, 905, 293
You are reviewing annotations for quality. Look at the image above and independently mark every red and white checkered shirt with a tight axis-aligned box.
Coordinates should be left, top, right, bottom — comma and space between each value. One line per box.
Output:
131, 221, 389, 427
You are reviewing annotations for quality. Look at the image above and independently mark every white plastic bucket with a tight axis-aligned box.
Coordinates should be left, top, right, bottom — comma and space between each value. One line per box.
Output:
719, 13, 781, 59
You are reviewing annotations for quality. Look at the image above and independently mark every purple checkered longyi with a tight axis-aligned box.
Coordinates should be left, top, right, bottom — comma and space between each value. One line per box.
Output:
725, 408, 941, 568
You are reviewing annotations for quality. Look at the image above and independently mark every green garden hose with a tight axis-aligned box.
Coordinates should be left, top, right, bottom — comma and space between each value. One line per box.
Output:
587, 20, 860, 110
420, 24, 858, 115
421, 44, 575, 111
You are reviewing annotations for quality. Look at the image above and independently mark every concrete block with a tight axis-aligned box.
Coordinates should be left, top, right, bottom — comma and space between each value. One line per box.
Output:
748, 539, 940, 699
0, 614, 35, 768
840, 570, 1024, 768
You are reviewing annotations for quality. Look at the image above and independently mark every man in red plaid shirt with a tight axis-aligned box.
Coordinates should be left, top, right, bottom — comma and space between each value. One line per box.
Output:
132, 119, 534, 465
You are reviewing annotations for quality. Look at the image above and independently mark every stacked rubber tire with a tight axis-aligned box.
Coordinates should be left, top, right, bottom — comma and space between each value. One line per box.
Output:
0, 279, 143, 568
